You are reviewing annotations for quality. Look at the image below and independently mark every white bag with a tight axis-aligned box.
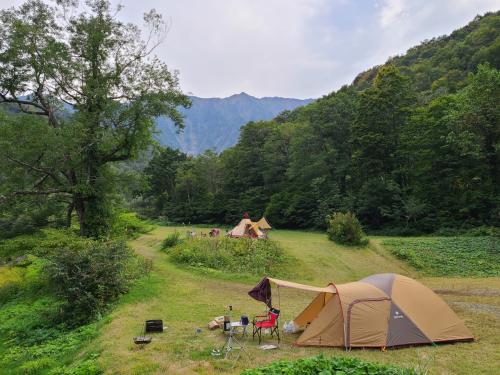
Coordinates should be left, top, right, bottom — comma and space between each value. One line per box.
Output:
283, 320, 299, 333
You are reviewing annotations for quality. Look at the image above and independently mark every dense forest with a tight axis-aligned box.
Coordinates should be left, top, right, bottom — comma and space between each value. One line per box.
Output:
1, 10, 499, 237
133, 12, 500, 234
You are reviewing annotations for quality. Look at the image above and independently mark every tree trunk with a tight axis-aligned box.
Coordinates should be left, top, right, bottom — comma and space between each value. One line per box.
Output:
66, 202, 74, 228
74, 196, 87, 237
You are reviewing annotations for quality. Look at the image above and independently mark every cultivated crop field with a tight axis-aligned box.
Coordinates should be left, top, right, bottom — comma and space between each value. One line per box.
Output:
71, 226, 500, 375
383, 237, 499, 277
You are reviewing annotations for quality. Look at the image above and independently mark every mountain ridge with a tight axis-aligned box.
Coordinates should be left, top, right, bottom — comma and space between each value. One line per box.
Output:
155, 92, 313, 154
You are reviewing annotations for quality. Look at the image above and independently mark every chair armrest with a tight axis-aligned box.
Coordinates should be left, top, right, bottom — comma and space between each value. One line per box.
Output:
253, 315, 269, 324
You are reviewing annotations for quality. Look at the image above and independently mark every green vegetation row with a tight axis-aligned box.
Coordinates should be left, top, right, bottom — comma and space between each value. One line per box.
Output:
241, 355, 419, 375
132, 12, 499, 235
383, 236, 500, 277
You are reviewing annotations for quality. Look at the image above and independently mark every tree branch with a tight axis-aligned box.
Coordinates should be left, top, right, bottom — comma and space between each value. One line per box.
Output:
0, 189, 71, 204
4, 154, 65, 187
0, 93, 50, 116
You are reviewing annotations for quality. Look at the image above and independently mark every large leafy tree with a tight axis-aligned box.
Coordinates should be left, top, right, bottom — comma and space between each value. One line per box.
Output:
351, 65, 414, 227
142, 147, 187, 217
0, 0, 190, 237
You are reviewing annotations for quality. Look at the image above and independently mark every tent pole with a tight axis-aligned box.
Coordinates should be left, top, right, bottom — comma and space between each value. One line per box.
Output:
277, 285, 281, 310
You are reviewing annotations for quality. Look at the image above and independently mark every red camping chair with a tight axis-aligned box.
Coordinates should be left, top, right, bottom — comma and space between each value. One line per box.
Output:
252, 307, 280, 344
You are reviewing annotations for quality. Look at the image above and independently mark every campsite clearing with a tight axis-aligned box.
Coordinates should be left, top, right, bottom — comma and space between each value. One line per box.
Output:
89, 227, 500, 374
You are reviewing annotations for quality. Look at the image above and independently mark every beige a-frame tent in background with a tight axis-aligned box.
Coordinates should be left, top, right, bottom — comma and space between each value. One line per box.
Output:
227, 218, 265, 238
249, 274, 473, 348
256, 217, 272, 230
227, 216, 272, 239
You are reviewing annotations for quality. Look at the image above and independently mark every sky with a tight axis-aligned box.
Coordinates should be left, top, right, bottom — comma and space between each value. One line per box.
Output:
3, 0, 500, 98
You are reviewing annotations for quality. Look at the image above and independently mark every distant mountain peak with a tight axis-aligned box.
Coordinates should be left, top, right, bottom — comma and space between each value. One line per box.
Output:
155, 93, 314, 154
226, 91, 253, 99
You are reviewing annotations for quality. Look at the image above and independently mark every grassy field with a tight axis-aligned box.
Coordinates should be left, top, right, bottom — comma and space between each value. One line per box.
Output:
82, 227, 499, 374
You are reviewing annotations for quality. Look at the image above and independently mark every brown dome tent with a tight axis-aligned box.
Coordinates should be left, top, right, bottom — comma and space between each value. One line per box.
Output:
249, 274, 473, 348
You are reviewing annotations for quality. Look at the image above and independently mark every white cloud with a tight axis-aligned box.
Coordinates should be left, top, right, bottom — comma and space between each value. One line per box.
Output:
1, 0, 499, 98
379, 0, 405, 28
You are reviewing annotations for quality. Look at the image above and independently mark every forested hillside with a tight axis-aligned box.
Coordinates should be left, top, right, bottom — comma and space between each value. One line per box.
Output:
156, 93, 313, 154
137, 11, 500, 233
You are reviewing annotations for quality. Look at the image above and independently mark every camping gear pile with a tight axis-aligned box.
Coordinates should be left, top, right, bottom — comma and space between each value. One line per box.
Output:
212, 311, 251, 360
209, 228, 220, 237
208, 316, 225, 330
248, 274, 474, 348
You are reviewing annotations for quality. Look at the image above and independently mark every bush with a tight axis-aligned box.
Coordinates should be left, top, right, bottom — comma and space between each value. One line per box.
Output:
44, 239, 137, 325
169, 237, 287, 276
326, 212, 367, 246
462, 226, 500, 237
161, 231, 181, 249
242, 355, 418, 375
111, 212, 153, 239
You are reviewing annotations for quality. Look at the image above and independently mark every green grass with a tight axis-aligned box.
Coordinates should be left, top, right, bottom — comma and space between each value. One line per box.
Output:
382, 237, 500, 276
80, 226, 500, 375
2, 225, 499, 374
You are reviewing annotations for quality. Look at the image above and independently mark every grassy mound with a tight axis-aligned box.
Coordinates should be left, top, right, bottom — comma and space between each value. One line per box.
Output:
383, 237, 500, 276
168, 237, 288, 276
242, 355, 418, 375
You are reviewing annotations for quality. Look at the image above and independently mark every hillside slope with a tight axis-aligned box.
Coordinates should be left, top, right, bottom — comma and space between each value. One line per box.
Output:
155, 92, 313, 154
351, 11, 500, 93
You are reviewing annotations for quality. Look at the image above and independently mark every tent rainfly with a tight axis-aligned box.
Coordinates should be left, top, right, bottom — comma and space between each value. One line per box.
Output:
249, 273, 474, 348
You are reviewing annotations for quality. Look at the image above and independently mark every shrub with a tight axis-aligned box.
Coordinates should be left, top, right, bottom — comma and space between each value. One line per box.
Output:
326, 212, 367, 246
242, 355, 418, 375
462, 226, 500, 237
111, 212, 153, 239
169, 237, 287, 276
44, 239, 137, 325
161, 231, 181, 249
